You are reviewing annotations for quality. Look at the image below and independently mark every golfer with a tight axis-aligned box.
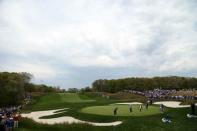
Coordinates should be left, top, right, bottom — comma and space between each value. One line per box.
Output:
146, 103, 149, 109
129, 105, 132, 112
114, 107, 118, 115
139, 105, 142, 112
160, 104, 164, 112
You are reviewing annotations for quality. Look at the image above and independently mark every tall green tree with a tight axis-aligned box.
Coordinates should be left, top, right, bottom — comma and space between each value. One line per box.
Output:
92, 76, 197, 93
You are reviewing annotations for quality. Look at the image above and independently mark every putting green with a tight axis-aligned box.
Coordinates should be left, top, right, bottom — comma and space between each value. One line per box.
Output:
81, 105, 161, 116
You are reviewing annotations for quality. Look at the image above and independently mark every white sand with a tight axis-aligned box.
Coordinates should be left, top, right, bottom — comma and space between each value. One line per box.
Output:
112, 101, 197, 108
21, 108, 122, 126
153, 101, 194, 108
113, 102, 143, 105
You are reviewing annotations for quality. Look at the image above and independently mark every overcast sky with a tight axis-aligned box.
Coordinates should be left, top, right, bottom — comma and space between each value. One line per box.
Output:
0, 0, 197, 89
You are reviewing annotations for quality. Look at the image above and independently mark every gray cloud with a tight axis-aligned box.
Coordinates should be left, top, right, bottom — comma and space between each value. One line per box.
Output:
0, 0, 197, 88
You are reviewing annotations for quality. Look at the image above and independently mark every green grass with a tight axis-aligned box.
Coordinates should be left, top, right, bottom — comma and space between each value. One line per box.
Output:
19, 92, 197, 131
24, 93, 95, 111
59, 93, 95, 103
85, 92, 146, 102
81, 105, 161, 116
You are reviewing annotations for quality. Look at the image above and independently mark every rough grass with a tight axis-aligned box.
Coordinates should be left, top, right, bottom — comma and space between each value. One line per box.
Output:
85, 92, 146, 102
172, 90, 197, 96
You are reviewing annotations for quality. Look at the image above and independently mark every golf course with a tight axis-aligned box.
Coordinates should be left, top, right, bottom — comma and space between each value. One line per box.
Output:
17, 92, 197, 131
1, 0, 197, 130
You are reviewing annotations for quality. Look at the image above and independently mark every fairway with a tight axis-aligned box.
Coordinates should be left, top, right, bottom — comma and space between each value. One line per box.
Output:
28, 93, 95, 111
59, 93, 95, 103
81, 104, 161, 116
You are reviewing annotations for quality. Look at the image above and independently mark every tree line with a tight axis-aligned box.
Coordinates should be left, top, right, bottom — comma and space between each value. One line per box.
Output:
92, 76, 197, 93
0, 72, 61, 107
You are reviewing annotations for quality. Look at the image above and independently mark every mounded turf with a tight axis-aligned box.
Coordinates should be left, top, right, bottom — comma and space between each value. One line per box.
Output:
81, 105, 160, 116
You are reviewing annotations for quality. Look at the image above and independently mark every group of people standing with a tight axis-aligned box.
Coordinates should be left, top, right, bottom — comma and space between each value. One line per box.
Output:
0, 107, 21, 131
140, 103, 149, 112
113, 103, 150, 115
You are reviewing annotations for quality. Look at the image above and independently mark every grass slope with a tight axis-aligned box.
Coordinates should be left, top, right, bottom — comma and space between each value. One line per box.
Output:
25, 93, 95, 111
59, 93, 95, 103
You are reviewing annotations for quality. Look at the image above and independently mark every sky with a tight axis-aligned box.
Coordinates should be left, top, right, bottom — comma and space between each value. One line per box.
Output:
0, 0, 197, 89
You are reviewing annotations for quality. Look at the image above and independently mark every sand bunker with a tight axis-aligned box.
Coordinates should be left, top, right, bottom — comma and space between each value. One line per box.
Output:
21, 109, 122, 126
112, 101, 197, 108
154, 101, 197, 108
113, 102, 143, 105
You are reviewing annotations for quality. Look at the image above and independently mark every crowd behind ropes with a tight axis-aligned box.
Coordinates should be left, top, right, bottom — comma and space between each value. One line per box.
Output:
0, 106, 22, 131
124, 89, 197, 100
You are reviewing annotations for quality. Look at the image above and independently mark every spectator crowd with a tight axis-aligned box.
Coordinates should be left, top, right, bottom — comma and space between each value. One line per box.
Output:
124, 89, 197, 100
0, 106, 21, 131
